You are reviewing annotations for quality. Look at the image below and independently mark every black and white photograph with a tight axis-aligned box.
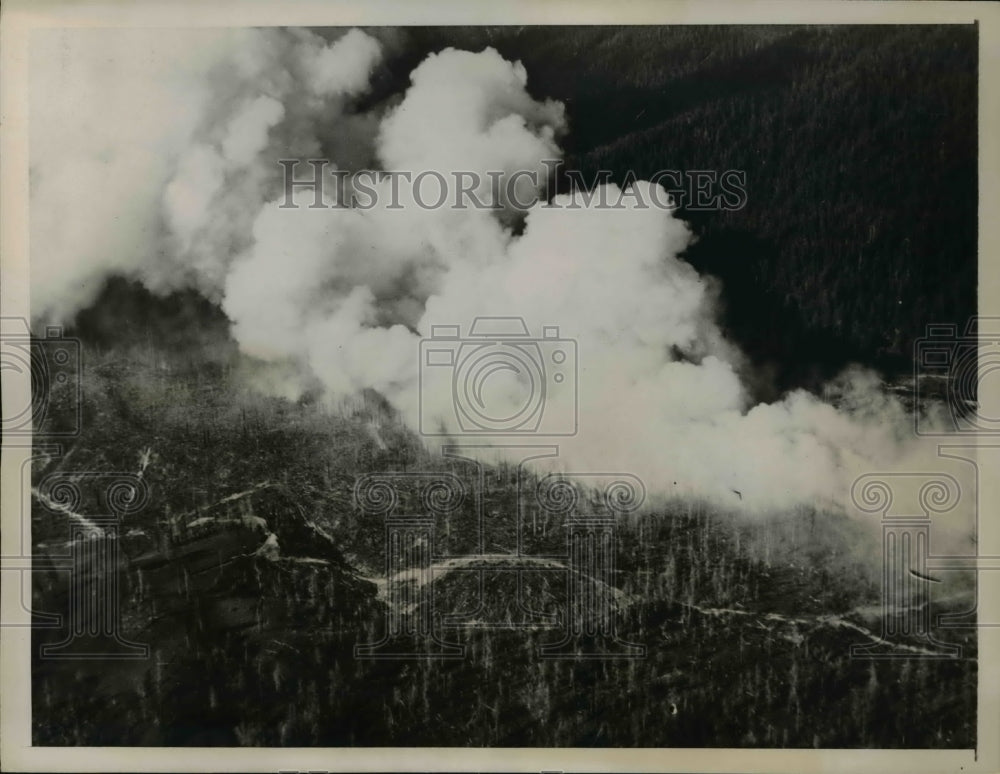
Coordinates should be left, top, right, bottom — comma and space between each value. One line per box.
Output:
1, 2, 998, 772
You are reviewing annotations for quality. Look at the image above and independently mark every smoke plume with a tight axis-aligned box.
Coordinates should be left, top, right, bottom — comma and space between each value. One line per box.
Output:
29, 28, 969, 532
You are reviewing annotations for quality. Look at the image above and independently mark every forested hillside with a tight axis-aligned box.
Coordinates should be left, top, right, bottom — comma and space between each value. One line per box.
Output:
376, 25, 977, 393
33, 283, 976, 746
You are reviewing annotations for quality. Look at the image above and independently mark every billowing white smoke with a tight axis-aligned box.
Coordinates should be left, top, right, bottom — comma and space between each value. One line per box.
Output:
29, 28, 968, 525
31, 27, 383, 313
29, 27, 242, 316
163, 27, 384, 295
